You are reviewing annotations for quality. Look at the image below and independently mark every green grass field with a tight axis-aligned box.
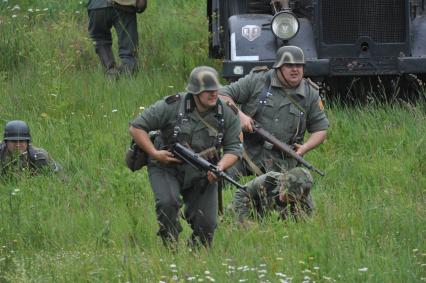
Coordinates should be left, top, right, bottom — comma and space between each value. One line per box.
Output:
1, 1, 425, 282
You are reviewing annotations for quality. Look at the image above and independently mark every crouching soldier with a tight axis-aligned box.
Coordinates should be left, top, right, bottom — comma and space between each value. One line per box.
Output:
0, 120, 61, 177
231, 167, 314, 222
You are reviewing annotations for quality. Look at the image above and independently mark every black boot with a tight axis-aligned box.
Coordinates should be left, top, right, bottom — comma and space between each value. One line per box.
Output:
95, 46, 119, 79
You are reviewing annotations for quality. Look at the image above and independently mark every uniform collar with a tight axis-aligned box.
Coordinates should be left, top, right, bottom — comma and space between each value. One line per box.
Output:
270, 69, 306, 97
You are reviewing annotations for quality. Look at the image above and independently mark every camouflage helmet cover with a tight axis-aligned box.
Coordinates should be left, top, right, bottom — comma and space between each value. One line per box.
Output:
3, 120, 31, 141
185, 66, 222, 95
279, 167, 313, 200
273, 45, 305, 68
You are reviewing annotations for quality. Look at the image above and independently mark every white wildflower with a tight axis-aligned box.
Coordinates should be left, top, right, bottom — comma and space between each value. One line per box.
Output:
112, 109, 118, 112
204, 270, 210, 275
358, 267, 368, 272
11, 4, 20, 11
27, 8, 33, 12
35, 8, 40, 11
43, 8, 48, 11
12, 14, 17, 18
205, 276, 215, 282
169, 264, 176, 268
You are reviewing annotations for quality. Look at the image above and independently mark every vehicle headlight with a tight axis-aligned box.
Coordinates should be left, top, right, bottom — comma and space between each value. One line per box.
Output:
271, 11, 300, 40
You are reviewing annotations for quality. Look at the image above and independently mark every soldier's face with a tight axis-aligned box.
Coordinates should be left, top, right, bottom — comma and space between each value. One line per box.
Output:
195, 90, 218, 110
280, 64, 304, 87
6, 140, 28, 154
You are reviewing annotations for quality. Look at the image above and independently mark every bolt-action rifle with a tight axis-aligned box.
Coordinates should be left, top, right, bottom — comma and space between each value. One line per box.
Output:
170, 143, 246, 190
252, 123, 325, 176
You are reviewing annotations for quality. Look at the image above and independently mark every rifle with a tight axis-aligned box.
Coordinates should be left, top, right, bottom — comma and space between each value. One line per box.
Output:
252, 124, 325, 176
170, 143, 246, 190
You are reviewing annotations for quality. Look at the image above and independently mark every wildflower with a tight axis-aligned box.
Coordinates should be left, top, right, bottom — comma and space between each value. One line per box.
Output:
282, 235, 289, 239
76, 11, 80, 14
169, 264, 176, 268
11, 4, 20, 11
204, 270, 210, 275
314, 266, 320, 270
41, 112, 48, 118
35, 8, 40, 12
238, 280, 248, 282
139, 106, 145, 110
14, 188, 20, 192
3, 0, 8, 3
276, 257, 283, 260
171, 275, 178, 281
358, 267, 368, 272
50, 93, 57, 97
112, 109, 118, 112
205, 276, 215, 282
12, 14, 17, 18
27, 8, 33, 12
187, 277, 196, 281
43, 8, 48, 11
168, 85, 174, 88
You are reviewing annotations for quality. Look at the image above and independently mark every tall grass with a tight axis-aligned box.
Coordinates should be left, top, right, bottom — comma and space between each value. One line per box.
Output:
0, 0, 425, 282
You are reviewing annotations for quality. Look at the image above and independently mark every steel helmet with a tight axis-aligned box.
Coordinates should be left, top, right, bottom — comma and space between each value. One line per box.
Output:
273, 45, 305, 68
3, 120, 31, 141
279, 167, 313, 200
185, 66, 222, 95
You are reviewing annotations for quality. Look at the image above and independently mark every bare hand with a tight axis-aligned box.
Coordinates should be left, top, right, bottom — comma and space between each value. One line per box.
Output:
153, 150, 181, 165
207, 171, 219, 183
294, 143, 306, 156
240, 112, 254, 132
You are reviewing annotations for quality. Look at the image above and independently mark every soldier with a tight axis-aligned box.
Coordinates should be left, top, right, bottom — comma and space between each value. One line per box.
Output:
220, 45, 329, 176
128, 66, 242, 249
231, 167, 314, 222
0, 120, 60, 177
87, 0, 147, 78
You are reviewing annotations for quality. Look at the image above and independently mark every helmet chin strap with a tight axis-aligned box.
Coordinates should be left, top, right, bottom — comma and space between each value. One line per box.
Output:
277, 68, 291, 88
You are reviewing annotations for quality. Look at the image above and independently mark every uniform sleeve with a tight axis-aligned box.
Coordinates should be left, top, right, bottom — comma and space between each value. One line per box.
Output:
306, 88, 329, 133
130, 99, 177, 132
219, 72, 259, 104
31, 148, 61, 173
222, 107, 243, 158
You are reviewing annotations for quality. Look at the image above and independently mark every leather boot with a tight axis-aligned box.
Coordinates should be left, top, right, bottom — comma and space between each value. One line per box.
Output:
96, 46, 119, 79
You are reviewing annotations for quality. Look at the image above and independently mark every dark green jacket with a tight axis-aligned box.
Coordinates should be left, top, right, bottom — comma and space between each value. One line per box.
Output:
220, 68, 329, 170
88, 0, 136, 10
130, 92, 242, 188
0, 142, 60, 176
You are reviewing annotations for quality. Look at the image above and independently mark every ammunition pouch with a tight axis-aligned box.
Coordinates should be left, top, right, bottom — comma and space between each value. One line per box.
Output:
125, 131, 158, 172
125, 140, 148, 172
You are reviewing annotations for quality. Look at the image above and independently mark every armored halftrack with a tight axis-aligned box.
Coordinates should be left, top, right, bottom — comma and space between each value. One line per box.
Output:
208, 0, 426, 99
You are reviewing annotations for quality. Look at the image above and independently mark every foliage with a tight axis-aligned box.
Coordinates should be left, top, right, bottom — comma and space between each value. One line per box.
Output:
0, 0, 425, 282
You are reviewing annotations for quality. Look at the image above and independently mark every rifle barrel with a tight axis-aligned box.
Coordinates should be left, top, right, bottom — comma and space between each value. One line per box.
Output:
253, 125, 325, 176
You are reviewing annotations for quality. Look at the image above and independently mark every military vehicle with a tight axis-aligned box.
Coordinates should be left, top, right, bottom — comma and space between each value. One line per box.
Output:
208, 0, 426, 99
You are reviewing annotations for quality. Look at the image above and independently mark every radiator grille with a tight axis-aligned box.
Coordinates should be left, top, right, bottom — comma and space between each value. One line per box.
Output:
321, 0, 407, 44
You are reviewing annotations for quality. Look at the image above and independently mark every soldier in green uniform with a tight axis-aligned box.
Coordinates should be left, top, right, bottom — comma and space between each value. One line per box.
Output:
220, 45, 328, 217
220, 45, 329, 175
0, 120, 61, 177
129, 66, 242, 248
87, 0, 147, 77
230, 167, 314, 222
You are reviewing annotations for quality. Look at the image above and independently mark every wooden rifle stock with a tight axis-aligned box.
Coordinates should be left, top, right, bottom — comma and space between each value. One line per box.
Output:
252, 124, 325, 176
